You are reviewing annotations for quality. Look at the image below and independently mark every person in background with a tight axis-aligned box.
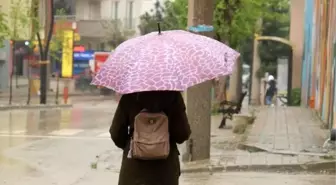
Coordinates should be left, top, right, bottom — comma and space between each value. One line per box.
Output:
265, 75, 277, 106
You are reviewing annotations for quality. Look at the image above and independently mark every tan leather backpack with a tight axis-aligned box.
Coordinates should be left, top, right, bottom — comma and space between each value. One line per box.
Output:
128, 109, 170, 160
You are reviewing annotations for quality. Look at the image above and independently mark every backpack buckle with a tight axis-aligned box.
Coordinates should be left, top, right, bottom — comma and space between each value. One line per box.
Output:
149, 119, 155, 124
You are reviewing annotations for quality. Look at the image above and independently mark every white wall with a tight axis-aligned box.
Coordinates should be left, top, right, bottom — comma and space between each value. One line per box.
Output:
75, 0, 167, 35
76, 0, 90, 20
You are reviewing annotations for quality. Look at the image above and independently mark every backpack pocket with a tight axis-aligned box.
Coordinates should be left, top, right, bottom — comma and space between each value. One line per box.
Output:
131, 139, 170, 160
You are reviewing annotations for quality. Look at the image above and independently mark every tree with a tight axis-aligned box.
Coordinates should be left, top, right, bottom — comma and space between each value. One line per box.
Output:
257, 0, 290, 77
214, 0, 267, 102
5, 0, 32, 104
31, 0, 55, 104
138, 0, 290, 102
54, 0, 73, 15
138, 0, 165, 35
48, 8, 69, 104
0, 7, 9, 48
101, 19, 135, 49
138, 0, 187, 35
163, 0, 187, 29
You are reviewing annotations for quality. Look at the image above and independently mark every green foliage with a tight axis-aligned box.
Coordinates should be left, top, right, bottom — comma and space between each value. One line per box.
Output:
54, 0, 72, 14
256, 63, 277, 78
0, 0, 42, 49
49, 8, 68, 62
7, 0, 31, 39
138, 0, 187, 35
0, 8, 9, 48
138, 0, 272, 49
290, 88, 301, 106
258, 0, 290, 67
29, 0, 42, 40
214, 0, 264, 48
163, 0, 187, 29
138, 0, 291, 72
101, 19, 135, 49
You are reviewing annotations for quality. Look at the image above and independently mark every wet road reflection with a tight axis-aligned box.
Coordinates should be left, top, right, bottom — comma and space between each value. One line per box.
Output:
0, 107, 114, 137
0, 102, 335, 185
0, 106, 115, 169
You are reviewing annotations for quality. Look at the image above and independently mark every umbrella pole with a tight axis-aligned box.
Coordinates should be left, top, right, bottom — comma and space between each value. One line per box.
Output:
182, 0, 214, 162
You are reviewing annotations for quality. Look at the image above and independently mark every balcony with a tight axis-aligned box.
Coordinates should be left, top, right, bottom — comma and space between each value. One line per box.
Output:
54, 15, 137, 38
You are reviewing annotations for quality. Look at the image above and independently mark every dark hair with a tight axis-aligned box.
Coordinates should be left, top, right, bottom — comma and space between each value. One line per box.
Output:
135, 91, 178, 112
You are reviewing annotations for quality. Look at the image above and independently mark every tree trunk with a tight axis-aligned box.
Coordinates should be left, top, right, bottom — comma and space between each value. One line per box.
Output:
182, 0, 214, 162
39, 0, 55, 104
228, 57, 242, 102
27, 63, 31, 105
214, 39, 229, 103
250, 19, 263, 105
55, 72, 59, 104
9, 41, 15, 105
216, 76, 227, 102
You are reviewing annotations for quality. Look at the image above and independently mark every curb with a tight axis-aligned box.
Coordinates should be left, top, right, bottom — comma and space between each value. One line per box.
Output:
237, 143, 335, 157
181, 165, 224, 173
0, 104, 73, 111
0, 93, 101, 98
180, 161, 336, 174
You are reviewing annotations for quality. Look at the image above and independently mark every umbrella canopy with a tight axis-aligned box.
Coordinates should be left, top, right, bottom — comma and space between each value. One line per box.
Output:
91, 30, 240, 94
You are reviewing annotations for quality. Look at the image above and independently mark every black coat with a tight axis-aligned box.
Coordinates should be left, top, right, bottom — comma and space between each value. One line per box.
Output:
110, 91, 191, 185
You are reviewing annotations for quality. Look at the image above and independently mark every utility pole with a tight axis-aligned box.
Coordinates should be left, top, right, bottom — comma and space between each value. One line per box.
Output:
183, 0, 214, 162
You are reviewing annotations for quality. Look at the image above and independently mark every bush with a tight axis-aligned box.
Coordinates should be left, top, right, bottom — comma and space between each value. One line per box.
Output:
290, 88, 301, 106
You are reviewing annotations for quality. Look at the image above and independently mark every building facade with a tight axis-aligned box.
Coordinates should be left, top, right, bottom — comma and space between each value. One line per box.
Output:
301, 0, 336, 134
289, 0, 305, 89
74, 0, 164, 50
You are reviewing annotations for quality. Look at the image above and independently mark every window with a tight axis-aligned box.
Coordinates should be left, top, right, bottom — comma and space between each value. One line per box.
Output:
114, 1, 119, 19
127, 1, 134, 29
89, 1, 101, 19
100, 43, 105, 51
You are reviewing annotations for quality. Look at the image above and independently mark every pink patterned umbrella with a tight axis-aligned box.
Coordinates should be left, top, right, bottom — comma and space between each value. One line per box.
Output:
91, 30, 240, 94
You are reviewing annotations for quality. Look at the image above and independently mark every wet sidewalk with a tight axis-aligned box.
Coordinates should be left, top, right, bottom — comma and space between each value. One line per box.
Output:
95, 114, 335, 173
243, 107, 331, 155
0, 106, 335, 185
1, 106, 334, 174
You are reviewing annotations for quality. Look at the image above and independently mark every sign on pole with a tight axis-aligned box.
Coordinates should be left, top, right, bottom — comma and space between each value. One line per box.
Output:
61, 30, 74, 78
94, 52, 110, 73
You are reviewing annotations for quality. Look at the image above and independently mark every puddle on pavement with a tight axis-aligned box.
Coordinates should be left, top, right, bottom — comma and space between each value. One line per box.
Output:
0, 109, 78, 135
0, 108, 112, 136
0, 153, 40, 175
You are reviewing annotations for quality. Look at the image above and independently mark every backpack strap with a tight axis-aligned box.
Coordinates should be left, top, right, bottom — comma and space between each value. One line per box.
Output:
140, 109, 148, 113
139, 108, 166, 115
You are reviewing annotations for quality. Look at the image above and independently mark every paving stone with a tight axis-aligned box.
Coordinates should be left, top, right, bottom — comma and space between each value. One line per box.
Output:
246, 107, 329, 153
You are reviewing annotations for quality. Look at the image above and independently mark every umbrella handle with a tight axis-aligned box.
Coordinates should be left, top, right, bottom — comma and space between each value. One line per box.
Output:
157, 22, 161, 35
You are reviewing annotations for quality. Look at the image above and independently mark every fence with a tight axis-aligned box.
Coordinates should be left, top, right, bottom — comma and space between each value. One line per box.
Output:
301, 0, 336, 130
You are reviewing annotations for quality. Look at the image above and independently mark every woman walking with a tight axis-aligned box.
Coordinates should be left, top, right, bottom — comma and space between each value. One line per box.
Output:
110, 91, 191, 185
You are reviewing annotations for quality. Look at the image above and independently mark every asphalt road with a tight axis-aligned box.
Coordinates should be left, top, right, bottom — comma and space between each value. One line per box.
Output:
0, 100, 335, 185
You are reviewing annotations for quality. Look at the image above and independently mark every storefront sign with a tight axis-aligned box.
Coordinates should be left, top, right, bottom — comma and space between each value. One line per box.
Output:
94, 52, 110, 72
73, 52, 94, 60
61, 30, 74, 78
